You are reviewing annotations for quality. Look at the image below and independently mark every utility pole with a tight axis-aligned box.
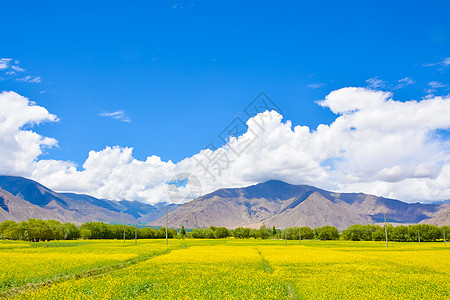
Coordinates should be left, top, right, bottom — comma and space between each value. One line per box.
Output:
418, 229, 420, 245
285, 229, 287, 246
384, 213, 388, 248
123, 225, 125, 243
135, 224, 137, 245
299, 227, 302, 245
165, 205, 168, 246
444, 230, 447, 246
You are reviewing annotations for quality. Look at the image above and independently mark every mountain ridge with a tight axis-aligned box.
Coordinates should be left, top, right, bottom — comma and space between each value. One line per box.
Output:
149, 180, 449, 229
0, 175, 178, 225
1, 176, 448, 229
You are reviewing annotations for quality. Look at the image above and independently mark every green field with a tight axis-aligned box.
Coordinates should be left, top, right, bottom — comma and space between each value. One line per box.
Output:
1, 239, 448, 299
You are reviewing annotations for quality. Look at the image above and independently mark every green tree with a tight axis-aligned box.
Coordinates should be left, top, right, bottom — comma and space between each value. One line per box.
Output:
180, 226, 186, 238
258, 224, 271, 239
203, 228, 216, 239
80, 228, 92, 239
191, 228, 205, 238
300, 227, 314, 239
315, 226, 340, 240
0, 220, 16, 239
215, 227, 230, 239
233, 227, 250, 239
62, 223, 81, 240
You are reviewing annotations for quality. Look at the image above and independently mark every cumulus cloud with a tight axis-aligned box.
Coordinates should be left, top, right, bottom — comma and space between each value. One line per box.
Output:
2, 88, 450, 204
33, 147, 175, 203
0, 91, 58, 176
99, 110, 130, 123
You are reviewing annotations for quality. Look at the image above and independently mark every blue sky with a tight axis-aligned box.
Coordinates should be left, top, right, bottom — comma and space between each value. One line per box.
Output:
1, 1, 450, 203
1, 0, 448, 164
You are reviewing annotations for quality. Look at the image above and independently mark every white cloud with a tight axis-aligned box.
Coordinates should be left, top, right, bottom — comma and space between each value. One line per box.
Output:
444, 57, 450, 67
425, 81, 449, 94
365, 76, 386, 89
423, 57, 450, 69
429, 81, 447, 89
362, 76, 415, 91
3, 89, 450, 204
393, 77, 415, 89
16, 75, 41, 83
0, 58, 12, 70
0, 91, 58, 176
1, 58, 39, 82
11, 65, 25, 72
307, 83, 324, 89
317, 87, 388, 114
33, 147, 175, 203
99, 110, 130, 123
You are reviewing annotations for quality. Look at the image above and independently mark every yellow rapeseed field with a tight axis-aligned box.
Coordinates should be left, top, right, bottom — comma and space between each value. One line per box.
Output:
0, 240, 174, 292
2, 239, 448, 299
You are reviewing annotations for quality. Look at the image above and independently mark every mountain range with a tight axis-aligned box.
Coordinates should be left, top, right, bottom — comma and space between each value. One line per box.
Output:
148, 180, 450, 230
0, 176, 178, 225
0, 176, 448, 229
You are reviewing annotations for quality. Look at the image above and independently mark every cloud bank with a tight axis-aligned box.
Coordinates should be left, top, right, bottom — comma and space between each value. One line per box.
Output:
1, 88, 450, 204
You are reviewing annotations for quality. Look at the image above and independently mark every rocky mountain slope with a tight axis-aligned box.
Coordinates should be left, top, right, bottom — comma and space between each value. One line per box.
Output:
0, 176, 177, 225
2, 176, 448, 229
148, 180, 448, 230
420, 204, 450, 226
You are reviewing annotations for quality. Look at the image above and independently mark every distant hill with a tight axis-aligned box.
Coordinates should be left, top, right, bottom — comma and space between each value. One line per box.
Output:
148, 180, 449, 230
420, 204, 450, 227
0, 176, 178, 225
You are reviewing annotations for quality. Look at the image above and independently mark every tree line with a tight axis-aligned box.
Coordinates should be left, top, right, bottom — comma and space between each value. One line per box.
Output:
343, 224, 449, 242
0, 219, 177, 242
0, 219, 447, 242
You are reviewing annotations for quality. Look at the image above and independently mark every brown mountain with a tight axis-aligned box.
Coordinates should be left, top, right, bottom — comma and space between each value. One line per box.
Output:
0, 176, 178, 225
420, 204, 450, 226
148, 180, 449, 230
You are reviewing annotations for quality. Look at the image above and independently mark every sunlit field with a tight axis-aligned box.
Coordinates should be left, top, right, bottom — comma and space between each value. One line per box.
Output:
1, 239, 448, 299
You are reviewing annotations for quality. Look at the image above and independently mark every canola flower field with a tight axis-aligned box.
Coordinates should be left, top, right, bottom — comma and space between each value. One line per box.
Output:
0, 239, 448, 299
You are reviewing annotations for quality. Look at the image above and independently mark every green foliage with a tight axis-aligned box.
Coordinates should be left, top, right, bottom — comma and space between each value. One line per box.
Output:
343, 224, 383, 241
314, 226, 340, 240
204, 228, 216, 238
281, 227, 314, 240
215, 227, 231, 238
342, 223, 445, 242
1, 218, 448, 243
191, 228, 204, 239
0, 219, 80, 241
233, 227, 251, 239
180, 226, 186, 238
187, 227, 230, 239
372, 230, 385, 241
258, 224, 271, 239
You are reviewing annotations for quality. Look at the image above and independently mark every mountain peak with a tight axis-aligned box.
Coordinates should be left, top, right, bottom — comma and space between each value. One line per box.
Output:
149, 180, 448, 229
